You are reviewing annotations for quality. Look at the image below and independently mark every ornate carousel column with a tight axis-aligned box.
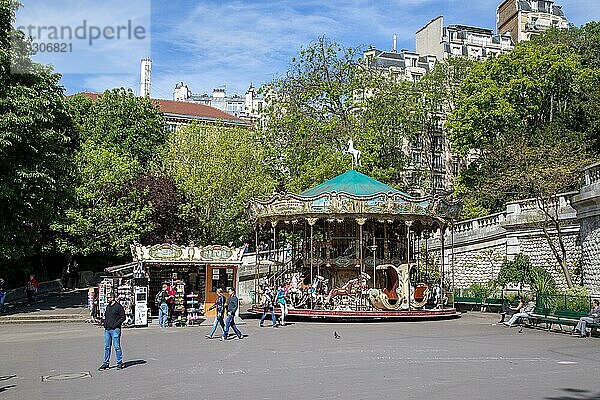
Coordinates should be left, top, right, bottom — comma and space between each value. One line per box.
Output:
307, 217, 318, 285
357, 217, 367, 277
383, 221, 389, 261
271, 220, 277, 280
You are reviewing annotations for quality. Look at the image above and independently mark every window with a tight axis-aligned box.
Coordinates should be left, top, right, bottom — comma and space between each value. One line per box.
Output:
433, 155, 443, 171
211, 268, 234, 292
433, 175, 445, 190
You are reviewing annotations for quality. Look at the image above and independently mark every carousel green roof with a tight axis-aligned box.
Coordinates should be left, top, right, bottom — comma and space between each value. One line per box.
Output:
300, 170, 411, 198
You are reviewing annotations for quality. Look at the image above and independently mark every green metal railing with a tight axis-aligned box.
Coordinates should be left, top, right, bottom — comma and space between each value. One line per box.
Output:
536, 293, 593, 312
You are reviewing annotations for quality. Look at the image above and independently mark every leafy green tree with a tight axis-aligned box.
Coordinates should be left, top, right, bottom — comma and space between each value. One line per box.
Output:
261, 37, 420, 193
448, 34, 600, 287
53, 90, 166, 257
0, 0, 77, 261
163, 123, 275, 244
54, 142, 153, 256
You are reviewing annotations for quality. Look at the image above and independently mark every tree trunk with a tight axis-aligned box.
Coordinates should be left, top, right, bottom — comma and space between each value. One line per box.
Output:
538, 198, 573, 289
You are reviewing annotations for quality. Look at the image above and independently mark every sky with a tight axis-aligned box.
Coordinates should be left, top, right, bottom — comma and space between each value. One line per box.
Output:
15, 0, 600, 100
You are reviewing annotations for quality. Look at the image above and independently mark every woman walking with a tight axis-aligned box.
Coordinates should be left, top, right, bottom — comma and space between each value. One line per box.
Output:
206, 288, 226, 338
276, 285, 287, 326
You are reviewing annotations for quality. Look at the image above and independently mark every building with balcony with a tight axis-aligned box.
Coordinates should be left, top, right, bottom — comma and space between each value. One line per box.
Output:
416, 16, 514, 61
363, 38, 437, 82
497, 0, 569, 43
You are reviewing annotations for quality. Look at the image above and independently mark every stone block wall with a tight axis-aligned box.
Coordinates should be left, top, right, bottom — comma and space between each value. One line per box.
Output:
447, 246, 506, 288
517, 233, 581, 289
579, 216, 600, 295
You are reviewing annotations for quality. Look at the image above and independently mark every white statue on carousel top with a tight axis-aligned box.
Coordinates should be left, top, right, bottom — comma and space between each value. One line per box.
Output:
345, 138, 361, 169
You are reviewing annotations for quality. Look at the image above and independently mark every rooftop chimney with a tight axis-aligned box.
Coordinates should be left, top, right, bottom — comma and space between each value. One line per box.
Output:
392, 33, 397, 52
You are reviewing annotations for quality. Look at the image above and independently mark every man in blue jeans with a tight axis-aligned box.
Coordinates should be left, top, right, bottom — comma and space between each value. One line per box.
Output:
156, 284, 170, 328
221, 287, 243, 341
98, 293, 126, 370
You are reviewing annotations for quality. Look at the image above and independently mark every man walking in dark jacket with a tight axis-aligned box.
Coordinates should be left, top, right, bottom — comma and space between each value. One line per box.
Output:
221, 287, 243, 341
99, 293, 126, 370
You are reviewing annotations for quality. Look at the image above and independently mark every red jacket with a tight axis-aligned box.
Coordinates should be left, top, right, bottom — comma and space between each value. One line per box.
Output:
27, 278, 39, 290
166, 286, 176, 304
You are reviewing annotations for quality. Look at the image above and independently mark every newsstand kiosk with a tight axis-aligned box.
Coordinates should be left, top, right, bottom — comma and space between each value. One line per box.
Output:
104, 243, 243, 326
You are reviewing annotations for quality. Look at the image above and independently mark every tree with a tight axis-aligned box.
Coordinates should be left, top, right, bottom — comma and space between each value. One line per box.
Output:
163, 123, 275, 244
497, 253, 556, 294
261, 37, 419, 193
53, 90, 167, 258
448, 34, 600, 288
0, 0, 77, 261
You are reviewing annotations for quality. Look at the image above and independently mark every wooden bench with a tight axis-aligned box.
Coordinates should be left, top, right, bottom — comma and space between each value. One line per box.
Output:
526, 307, 553, 327
482, 298, 505, 312
538, 309, 600, 334
454, 296, 483, 311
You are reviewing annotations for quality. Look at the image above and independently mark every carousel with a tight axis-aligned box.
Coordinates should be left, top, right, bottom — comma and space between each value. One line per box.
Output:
247, 169, 462, 320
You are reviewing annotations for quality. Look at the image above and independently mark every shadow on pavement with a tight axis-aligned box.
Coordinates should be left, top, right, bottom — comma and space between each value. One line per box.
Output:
123, 360, 147, 369
544, 388, 600, 400
1, 289, 88, 316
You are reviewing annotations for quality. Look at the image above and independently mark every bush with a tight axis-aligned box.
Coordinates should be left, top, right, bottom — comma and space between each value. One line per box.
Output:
464, 281, 495, 298
529, 266, 557, 295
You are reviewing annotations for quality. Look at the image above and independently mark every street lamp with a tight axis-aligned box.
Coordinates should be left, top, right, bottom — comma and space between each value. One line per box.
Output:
368, 244, 377, 288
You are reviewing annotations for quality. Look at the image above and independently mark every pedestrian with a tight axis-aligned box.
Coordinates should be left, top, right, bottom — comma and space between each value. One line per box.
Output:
0, 278, 8, 313
503, 297, 536, 327
259, 286, 277, 327
70, 260, 79, 289
25, 275, 38, 306
276, 285, 288, 326
221, 287, 243, 341
206, 288, 226, 338
572, 299, 600, 338
498, 296, 524, 323
155, 284, 170, 328
98, 292, 125, 370
166, 283, 176, 327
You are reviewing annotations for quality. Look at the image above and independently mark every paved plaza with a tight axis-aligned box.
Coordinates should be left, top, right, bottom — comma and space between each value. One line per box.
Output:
0, 312, 599, 400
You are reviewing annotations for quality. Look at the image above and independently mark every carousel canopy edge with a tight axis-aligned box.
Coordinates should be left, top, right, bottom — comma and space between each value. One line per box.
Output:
247, 171, 462, 223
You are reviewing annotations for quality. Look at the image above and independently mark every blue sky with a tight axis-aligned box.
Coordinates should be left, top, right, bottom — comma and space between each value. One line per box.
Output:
18, 0, 600, 99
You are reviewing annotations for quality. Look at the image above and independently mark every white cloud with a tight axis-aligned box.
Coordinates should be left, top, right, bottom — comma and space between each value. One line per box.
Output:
15, 0, 151, 74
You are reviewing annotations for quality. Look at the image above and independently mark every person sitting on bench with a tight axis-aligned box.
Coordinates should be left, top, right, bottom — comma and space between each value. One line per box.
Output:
572, 299, 600, 338
499, 296, 524, 323
503, 297, 536, 327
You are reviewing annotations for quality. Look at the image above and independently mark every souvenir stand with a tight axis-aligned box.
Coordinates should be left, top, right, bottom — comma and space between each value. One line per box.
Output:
186, 293, 203, 325
105, 243, 245, 325
172, 280, 186, 326
247, 169, 462, 319
117, 281, 134, 326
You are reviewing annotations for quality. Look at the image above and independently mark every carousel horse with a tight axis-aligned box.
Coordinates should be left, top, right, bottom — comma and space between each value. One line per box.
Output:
289, 274, 328, 308
431, 283, 447, 307
287, 274, 303, 309
326, 272, 370, 309
309, 275, 329, 307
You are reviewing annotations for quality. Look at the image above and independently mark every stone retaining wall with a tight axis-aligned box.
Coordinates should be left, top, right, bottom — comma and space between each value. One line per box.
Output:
4, 279, 64, 303
429, 163, 600, 296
